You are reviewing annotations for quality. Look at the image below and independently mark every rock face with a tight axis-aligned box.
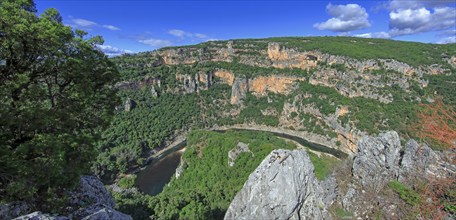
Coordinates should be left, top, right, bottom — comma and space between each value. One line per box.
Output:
249, 75, 305, 96
224, 149, 329, 220
227, 142, 253, 167
352, 131, 402, 191
342, 131, 456, 218
124, 98, 136, 112
230, 77, 249, 105
267, 43, 319, 70
0, 202, 30, 220
11, 176, 132, 220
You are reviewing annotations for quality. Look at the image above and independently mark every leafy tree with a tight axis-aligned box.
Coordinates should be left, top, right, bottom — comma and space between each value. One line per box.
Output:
0, 0, 119, 210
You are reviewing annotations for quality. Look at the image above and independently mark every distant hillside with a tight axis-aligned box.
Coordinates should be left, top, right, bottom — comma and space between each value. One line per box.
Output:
96, 36, 455, 179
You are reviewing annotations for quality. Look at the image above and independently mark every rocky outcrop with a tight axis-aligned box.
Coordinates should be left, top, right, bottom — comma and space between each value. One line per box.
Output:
213, 70, 235, 85
230, 77, 249, 105
0, 202, 30, 220
150, 85, 158, 97
341, 132, 456, 218
249, 75, 305, 96
10, 176, 132, 220
124, 98, 136, 112
267, 43, 319, 70
224, 149, 330, 220
227, 142, 253, 167
352, 131, 402, 191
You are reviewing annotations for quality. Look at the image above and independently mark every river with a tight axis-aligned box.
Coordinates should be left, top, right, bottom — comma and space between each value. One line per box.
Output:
135, 128, 347, 195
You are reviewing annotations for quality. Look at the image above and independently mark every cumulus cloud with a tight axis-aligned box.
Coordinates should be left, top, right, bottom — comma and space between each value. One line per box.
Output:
389, 6, 456, 36
167, 29, 209, 39
103, 25, 120, 31
314, 3, 371, 32
97, 45, 133, 56
138, 38, 173, 48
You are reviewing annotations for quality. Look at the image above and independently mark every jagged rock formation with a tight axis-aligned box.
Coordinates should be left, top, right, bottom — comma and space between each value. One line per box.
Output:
341, 132, 456, 218
5, 176, 132, 220
227, 142, 253, 166
0, 202, 30, 220
230, 77, 249, 105
224, 149, 330, 220
267, 42, 319, 70
352, 131, 402, 191
225, 131, 455, 219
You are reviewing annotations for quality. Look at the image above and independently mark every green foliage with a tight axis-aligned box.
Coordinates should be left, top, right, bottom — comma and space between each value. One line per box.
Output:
388, 181, 421, 206
0, 0, 119, 209
307, 151, 340, 180
261, 36, 454, 67
118, 175, 137, 189
335, 207, 353, 218
147, 130, 296, 219
94, 91, 201, 178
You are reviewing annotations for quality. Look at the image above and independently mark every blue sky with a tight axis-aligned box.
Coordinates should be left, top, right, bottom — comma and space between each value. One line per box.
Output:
35, 0, 456, 56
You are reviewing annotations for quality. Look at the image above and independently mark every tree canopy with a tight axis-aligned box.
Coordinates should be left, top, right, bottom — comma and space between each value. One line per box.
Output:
0, 0, 119, 209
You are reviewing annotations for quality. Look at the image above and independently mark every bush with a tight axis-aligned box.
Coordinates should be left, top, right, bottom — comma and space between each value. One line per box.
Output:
118, 175, 137, 189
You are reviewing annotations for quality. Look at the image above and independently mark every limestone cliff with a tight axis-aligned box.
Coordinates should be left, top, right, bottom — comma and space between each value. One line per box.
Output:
224, 149, 330, 220
230, 77, 249, 105
225, 131, 456, 219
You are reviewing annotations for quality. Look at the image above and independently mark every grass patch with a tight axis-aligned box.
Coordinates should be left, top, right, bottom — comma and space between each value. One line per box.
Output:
307, 151, 340, 181
388, 180, 420, 206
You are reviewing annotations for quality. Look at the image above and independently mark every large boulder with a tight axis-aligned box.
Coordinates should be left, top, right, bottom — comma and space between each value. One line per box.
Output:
352, 131, 402, 191
12, 176, 132, 220
224, 149, 329, 220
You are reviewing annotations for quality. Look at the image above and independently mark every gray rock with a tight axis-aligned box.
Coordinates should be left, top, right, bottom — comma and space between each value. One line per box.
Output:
13, 211, 68, 220
0, 202, 31, 220
175, 159, 187, 179
75, 205, 131, 220
352, 131, 401, 192
124, 98, 136, 112
224, 149, 330, 220
227, 142, 253, 166
400, 140, 456, 180
13, 176, 132, 220
230, 77, 249, 105
150, 85, 158, 97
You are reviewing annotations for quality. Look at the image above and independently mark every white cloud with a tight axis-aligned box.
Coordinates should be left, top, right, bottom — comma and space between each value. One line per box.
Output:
167, 29, 209, 39
314, 3, 371, 32
97, 45, 133, 56
388, 0, 455, 10
72, 18, 97, 27
103, 25, 120, 31
70, 18, 120, 31
355, 31, 391, 39
194, 33, 208, 39
138, 38, 173, 48
437, 36, 456, 44
387, 1, 456, 37
168, 29, 186, 37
